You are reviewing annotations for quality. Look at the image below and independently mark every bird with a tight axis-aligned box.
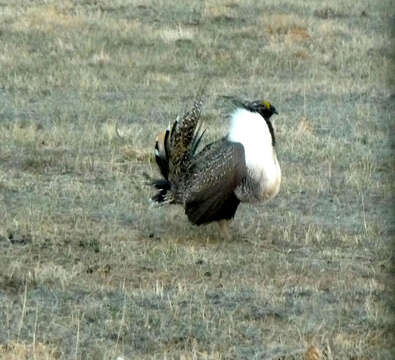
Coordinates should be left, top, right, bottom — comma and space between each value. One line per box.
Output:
150, 96, 281, 240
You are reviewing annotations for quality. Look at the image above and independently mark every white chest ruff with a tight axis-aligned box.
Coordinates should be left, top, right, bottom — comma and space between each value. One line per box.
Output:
247, 154, 281, 202
227, 108, 281, 202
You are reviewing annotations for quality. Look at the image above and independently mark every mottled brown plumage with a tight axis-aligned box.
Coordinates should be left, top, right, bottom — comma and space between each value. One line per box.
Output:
184, 138, 246, 225
167, 97, 204, 181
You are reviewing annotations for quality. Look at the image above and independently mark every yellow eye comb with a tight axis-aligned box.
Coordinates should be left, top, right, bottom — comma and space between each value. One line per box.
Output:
263, 100, 271, 109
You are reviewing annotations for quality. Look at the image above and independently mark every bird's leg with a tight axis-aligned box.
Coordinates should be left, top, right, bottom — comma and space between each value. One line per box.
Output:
218, 220, 232, 241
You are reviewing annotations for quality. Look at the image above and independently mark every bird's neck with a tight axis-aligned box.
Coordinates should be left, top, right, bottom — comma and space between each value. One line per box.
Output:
227, 108, 275, 170
228, 107, 281, 202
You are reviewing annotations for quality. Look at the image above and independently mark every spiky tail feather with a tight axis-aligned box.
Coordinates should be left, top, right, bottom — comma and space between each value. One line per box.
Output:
154, 130, 170, 180
167, 97, 203, 181
151, 97, 205, 204
151, 179, 172, 203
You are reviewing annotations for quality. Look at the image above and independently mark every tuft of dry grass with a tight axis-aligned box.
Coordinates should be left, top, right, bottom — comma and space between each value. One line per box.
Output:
120, 145, 153, 162
305, 345, 322, 360
10, 5, 83, 33
0, 342, 60, 360
264, 14, 309, 37
296, 117, 314, 136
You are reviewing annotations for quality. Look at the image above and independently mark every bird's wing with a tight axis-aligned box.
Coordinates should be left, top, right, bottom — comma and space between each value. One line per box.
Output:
184, 139, 246, 225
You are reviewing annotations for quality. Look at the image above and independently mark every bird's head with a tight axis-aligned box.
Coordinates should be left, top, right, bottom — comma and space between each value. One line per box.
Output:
249, 100, 278, 120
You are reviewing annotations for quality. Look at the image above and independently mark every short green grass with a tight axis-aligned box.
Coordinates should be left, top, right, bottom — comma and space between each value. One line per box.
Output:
0, 0, 394, 359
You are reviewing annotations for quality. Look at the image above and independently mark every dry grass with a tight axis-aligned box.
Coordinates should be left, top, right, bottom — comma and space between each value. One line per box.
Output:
0, 342, 59, 360
0, 0, 394, 359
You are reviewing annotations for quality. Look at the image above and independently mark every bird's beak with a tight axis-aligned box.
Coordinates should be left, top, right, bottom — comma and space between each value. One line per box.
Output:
273, 109, 278, 115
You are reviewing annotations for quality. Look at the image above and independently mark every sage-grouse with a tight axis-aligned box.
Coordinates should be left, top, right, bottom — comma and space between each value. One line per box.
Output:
151, 97, 281, 240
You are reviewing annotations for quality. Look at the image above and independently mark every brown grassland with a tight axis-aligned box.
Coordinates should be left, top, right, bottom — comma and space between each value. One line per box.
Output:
0, 0, 394, 359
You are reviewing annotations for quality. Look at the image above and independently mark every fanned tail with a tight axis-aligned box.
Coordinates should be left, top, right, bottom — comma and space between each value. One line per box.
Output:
151, 96, 206, 204
168, 97, 203, 180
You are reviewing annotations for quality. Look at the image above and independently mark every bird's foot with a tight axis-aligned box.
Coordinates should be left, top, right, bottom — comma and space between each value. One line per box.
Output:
217, 220, 232, 241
